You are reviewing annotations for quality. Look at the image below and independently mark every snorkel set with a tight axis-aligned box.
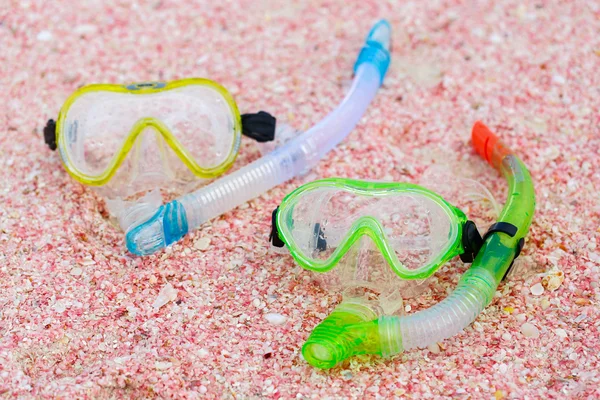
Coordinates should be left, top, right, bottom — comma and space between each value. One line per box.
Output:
44, 20, 536, 370
270, 121, 535, 368
43, 77, 278, 232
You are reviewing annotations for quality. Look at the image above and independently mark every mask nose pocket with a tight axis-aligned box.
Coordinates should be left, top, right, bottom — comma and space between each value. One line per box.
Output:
117, 119, 172, 183
135, 125, 169, 174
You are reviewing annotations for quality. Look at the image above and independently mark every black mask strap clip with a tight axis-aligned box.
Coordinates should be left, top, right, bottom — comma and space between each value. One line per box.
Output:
269, 207, 285, 248
44, 119, 57, 150
241, 111, 276, 142
269, 207, 329, 252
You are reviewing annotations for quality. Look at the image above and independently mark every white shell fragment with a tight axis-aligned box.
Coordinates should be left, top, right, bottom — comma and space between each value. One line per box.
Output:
152, 282, 178, 309
554, 328, 568, 339
73, 24, 98, 36
264, 313, 287, 325
194, 237, 211, 251
427, 343, 441, 354
155, 361, 173, 370
37, 30, 53, 41
530, 283, 544, 296
521, 322, 540, 338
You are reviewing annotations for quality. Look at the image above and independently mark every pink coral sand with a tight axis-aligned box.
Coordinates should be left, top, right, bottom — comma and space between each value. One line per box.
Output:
1, 0, 599, 398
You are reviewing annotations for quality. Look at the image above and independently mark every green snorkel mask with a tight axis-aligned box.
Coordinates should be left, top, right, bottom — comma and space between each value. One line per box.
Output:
269, 121, 535, 369
273, 179, 474, 280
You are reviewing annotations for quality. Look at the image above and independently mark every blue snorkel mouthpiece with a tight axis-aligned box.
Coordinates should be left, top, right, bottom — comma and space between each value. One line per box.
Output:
126, 200, 189, 256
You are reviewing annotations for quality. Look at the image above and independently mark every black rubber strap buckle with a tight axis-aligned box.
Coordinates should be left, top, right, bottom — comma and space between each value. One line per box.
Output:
241, 111, 276, 142
269, 207, 328, 251
314, 223, 327, 252
269, 207, 285, 248
501, 235, 525, 281
44, 119, 57, 150
482, 222, 518, 241
460, 220, 483, 263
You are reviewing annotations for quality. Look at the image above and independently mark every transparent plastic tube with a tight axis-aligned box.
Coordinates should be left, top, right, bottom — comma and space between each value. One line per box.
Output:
379, 150, 535, 353
302, 122, 536, 369
126, 20, 392, 256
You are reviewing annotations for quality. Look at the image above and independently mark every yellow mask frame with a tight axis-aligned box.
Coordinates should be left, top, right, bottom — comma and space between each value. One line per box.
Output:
55, 78, 242, 186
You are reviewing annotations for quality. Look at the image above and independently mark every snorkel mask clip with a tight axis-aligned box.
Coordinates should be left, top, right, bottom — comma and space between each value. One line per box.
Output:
241, 111, 277, 142
460, 220, 484, 263
269, 206, 326, 251
460, 220, 524, 280
43, 119, 57, 151
270, 207, 286, 248
482, 222, 525, 280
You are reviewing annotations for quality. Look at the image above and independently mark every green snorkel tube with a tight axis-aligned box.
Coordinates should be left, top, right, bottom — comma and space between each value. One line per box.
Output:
300, 122, 536, 369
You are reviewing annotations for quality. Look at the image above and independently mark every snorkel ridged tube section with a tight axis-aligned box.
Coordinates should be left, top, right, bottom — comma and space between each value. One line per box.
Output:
125, 20, 391, 255
379, 268, 496, 354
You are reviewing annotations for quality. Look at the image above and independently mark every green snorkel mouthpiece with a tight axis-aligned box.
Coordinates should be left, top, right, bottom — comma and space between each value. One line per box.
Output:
302, 302, 382, 369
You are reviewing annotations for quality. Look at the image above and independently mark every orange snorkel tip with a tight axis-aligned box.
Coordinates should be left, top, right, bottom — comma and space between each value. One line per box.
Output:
472, 121, 498, 165
472, 121, 512, 169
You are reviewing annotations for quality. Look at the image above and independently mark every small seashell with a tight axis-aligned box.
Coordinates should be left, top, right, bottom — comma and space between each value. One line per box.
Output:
81, 257, 96, 266
264, 313, 287, 325
155, 361, 172, 370
194, 237, 211, 251
574, 313, 587, 323
552, 75, 566, 85
521, 322, 540, 338
427, 343, 440, 354
575, 298, 591, 306
37, 30, 53, 41
152, 283, 178, 309
554, 328, 568, 339
197, 348, 209, 358
73, 24, 98, 36
54, 301, 66, 313
530, 283, 544, 296
542, 270, 564, 291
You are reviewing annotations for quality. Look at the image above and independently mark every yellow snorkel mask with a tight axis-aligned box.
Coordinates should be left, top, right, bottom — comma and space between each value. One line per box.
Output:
44, 78, 278, 229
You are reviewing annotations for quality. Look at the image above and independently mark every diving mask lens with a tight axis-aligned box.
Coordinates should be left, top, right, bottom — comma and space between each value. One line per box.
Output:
57, 79, 241, 186
277, 179, 467, 279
